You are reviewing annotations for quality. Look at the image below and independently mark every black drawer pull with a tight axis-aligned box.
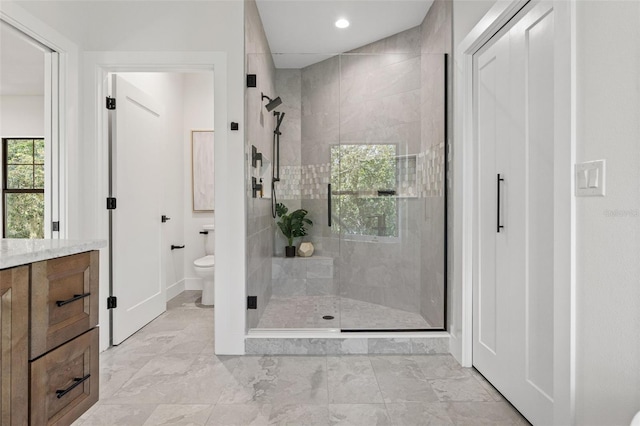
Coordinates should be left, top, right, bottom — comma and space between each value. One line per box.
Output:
56, 374, 91, 399
56, 293, 91, 307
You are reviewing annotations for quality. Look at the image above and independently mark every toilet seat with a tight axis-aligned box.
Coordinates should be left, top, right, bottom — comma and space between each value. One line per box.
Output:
194, 255, 215, 268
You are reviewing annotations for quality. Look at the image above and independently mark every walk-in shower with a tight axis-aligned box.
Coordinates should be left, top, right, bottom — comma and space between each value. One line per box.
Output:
247, 57, 447, 334
245, 9, 450, 336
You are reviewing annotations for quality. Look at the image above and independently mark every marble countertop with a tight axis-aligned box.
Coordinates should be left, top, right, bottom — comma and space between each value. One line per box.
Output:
0, 239, 107, 270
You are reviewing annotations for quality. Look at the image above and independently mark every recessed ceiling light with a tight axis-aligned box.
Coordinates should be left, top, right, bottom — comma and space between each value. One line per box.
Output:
335, 19, 350, 29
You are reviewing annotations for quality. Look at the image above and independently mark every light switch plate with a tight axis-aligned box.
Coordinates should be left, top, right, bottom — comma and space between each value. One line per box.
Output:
575, 160, 606, 196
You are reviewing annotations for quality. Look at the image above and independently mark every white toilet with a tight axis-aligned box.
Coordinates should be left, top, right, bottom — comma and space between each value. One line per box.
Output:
194, 224, 215, 306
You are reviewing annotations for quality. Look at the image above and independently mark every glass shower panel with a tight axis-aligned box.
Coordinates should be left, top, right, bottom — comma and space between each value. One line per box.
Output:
246, 51, 446, 332
335, 53, 446, 330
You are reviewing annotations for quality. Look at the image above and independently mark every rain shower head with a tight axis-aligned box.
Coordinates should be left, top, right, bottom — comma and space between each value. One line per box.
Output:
262, 93, 282, 112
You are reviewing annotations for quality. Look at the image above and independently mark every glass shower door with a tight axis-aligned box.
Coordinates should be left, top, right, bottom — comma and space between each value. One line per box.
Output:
333, 52, 447, 331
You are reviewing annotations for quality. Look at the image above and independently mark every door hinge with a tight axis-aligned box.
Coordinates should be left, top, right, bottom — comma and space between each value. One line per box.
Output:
247, 296, 257, 310
107, 296, 117, 309
52, 221, 59, 232
106, 197, 117, 210
106, 96, 116, 110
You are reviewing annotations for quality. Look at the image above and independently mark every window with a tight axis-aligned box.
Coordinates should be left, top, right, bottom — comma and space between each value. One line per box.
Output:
2, 138, 45, 238
330, 144, 399, 238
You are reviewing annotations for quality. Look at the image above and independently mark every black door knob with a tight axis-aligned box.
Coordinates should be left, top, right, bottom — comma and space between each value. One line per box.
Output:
161, 215, 171, 223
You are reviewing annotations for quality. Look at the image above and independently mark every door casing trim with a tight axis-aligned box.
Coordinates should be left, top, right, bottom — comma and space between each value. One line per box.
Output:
82, 51, 235, 354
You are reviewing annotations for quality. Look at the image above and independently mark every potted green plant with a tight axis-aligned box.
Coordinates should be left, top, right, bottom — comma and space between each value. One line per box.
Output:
275, 203, 313, 257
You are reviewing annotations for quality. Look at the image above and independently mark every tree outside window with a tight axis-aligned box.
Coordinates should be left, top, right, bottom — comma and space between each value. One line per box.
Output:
3, 138, 45, 238
330, 144, 398, 238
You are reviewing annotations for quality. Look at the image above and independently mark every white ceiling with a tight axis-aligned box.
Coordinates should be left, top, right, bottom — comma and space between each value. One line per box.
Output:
0, 23, 46, 96
255, 0, 433, 68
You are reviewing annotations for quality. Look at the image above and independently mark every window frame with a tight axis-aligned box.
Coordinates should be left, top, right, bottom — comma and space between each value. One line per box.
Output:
2, 137, 45, 238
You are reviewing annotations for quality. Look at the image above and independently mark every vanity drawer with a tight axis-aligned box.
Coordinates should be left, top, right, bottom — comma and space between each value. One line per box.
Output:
30, 328, 99, 426
30, 251, 99, 360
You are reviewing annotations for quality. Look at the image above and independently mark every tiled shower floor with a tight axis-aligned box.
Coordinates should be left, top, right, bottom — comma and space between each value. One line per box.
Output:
256, 295, 433, 329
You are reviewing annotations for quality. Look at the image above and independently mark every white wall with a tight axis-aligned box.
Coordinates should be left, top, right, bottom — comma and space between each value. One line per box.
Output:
0, 95, 44, 136
117, 72, 187, 302
183, 72, 215, 290
575, 1, 640, 424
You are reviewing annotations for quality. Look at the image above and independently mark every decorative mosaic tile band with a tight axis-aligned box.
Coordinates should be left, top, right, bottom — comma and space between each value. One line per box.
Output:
277, 165, 303, 200
396, 155, 418, 197
277, 164, 330, 200
417, 142, 445, 198
276, 144, 444, 200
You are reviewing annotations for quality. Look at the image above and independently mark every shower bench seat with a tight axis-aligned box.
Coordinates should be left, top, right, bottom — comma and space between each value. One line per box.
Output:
272, 255, 335, 296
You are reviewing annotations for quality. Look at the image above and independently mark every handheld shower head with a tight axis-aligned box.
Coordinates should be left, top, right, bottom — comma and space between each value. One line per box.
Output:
261, 93, 283, 112
274, 111, 285, 133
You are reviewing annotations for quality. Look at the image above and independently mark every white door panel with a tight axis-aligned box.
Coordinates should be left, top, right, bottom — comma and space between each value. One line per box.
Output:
474, 2, 555, 424
519, 2, 556, 408
474, 31, 516, 399
111, 75, 165, 345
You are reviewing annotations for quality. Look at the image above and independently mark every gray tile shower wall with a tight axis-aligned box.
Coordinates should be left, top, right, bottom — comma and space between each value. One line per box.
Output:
273, 69, 303, 255
295, 25, 446, 320
275, 70, 302, 168
245, 0, 276, 329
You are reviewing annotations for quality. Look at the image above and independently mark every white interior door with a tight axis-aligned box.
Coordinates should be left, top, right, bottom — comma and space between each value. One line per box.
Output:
111, 75, 165, 345
473, 2, 556, 424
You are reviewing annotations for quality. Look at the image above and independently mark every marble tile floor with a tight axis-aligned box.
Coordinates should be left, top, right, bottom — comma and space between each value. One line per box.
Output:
256, 295, 433, 330
74, 291, 528, 425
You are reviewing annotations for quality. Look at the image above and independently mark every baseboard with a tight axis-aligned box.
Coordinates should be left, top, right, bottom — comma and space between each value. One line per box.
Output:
167, 279, 185, 300
184, 277, 203, 291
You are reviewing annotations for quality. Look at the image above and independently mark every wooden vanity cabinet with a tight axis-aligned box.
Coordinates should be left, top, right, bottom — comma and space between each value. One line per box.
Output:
0, 250, 99, 426
30, 251, 99, 360
0, 266, 30, 426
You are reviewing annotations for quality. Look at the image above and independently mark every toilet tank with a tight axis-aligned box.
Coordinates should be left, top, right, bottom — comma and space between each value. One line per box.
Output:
203, 224, 214, 255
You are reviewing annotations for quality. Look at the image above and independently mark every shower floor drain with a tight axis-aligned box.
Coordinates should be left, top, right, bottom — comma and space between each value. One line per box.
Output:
322, 315, 335, 320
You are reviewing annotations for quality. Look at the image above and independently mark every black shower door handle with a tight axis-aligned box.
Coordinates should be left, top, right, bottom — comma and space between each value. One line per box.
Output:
497, 174, 505, 233
327, 184, 332, 227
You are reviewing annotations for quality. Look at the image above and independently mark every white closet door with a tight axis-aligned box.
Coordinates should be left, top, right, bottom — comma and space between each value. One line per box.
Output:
473, 2, 556, 424
473, 30, 515, 398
